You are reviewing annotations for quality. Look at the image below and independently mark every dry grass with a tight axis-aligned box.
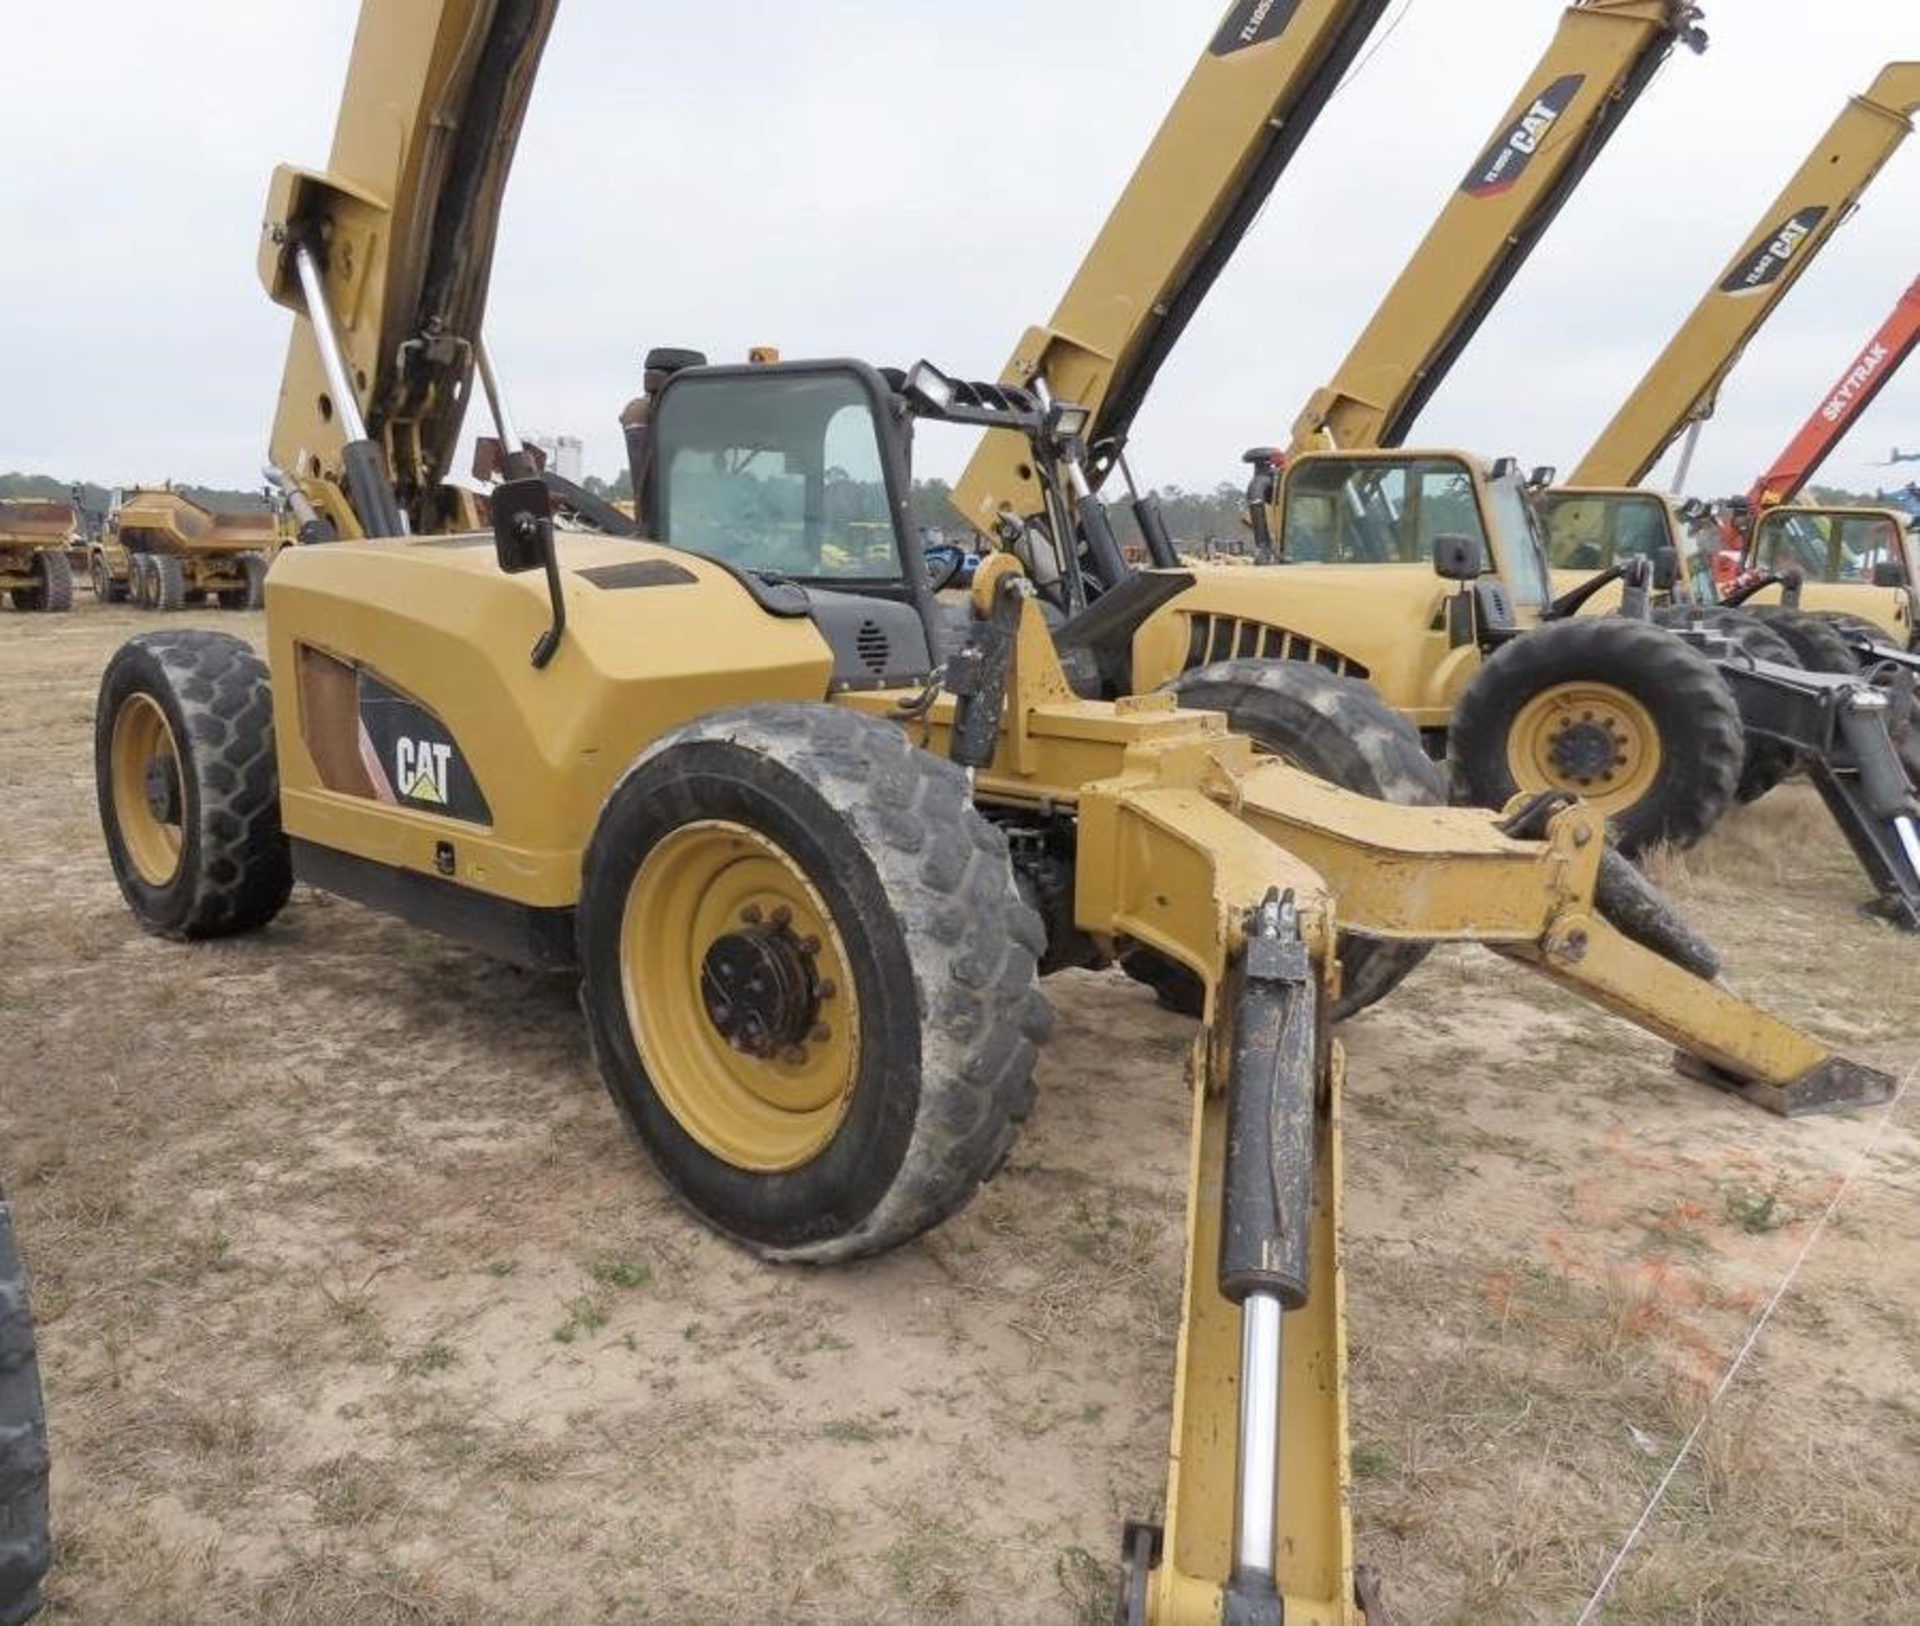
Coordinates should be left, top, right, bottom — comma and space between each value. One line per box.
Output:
1, 608, 1916, 1622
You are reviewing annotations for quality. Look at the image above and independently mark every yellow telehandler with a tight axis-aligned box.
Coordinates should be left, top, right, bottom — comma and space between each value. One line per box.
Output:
90, 5, 1894, 1620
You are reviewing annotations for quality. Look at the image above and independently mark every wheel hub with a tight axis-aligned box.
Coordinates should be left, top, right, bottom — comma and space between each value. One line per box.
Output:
1544, 714, 1627, 783
143, 754, 182, 825
700, 917, 821, 1061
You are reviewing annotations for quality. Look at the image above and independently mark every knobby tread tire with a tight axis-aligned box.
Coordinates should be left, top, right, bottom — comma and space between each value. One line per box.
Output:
1126, 658, 1444, 1022
0, 1197, 49, 1626
1450, 616, 1743, 856
8, 552, 72, 614
95, 631, 292, 939
1811, 610, 1903, 653
579, 703, 1053, 1264
1748, 607, 1856, 674
1653, 606, 1804, 803
149, 555, 186, 613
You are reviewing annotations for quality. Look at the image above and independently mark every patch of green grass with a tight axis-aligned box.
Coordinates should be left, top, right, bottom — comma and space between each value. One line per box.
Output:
1351, 1440, 1396, 1482
1723, 1185, 1784, 1234
1055, 1545, 1117, 1626
587, 1259, 651, 1290
399, 1339, 457, 1377
552, 1295, 609, 1345
483, 1258, 516, 1278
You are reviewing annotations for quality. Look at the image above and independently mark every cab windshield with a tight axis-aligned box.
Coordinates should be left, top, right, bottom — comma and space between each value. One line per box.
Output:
1536, 492, 1671, 571
1280, 455, 1546, 605
1281, 455, 1485, 565
651, 369, 903, 581
1752, 510, 1905, 584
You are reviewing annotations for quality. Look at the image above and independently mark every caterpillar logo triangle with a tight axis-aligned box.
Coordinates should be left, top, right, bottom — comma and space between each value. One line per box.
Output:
395, 737, 453, 807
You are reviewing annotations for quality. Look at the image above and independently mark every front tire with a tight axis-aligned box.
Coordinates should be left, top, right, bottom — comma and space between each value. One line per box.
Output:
95, 631, 292, 938
578, 704, 1052, 1263
1652, 606, 1804, 803
1450, 617, 1742, 856
1127, 659, 1444, 1021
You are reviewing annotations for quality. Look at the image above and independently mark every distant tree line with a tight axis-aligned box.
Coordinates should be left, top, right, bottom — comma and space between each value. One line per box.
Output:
0, 472, 271, 513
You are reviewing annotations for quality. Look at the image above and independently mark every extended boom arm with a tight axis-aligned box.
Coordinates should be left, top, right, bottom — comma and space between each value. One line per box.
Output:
1572, 62, 1920, 488
1748, 273, 1920, 509
1291, 1, 1705, 454
258, 0, 558, 538
951, 0, 1395, 532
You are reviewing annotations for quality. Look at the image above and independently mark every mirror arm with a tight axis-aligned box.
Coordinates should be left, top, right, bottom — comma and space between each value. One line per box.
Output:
528, 515, 568, 669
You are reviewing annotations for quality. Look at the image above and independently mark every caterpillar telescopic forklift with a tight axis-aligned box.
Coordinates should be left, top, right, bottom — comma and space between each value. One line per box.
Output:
948, 3, 1920, 929
89, 487, 276, 610
950, 1, 1764, 858
0, 500, 76, 614
1556, 64, 1920, 669
89, 5, 1897, 1622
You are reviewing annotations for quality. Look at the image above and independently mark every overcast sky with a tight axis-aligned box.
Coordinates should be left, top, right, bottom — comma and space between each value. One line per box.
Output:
1, 2, 1914, 500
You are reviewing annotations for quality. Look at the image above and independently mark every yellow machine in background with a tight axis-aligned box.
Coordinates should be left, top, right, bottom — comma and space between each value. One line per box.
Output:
1571, 61, 1920, 491
85, 4, 1902, 1621
91, 487, 278, 610
0, 499, 77, 613
954, 1, 1745, 856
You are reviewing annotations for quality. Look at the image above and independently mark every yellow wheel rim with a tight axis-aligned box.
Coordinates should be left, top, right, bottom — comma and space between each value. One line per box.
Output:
110, 692, 184, 886
620, 821, 859, 1173
1506, 682, 1662, 814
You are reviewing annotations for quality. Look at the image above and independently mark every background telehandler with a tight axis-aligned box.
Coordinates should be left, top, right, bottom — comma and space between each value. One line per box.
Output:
950, 2, 1781, 857
0, 499, 76, 614
86, 4, 1900, 1620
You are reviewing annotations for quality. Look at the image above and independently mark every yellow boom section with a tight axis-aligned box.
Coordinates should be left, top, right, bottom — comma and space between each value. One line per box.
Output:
951, 0, 1394, 531
260, 0, 558, 534
1291, 1, 1705, 454
1572, 61, 1920, 487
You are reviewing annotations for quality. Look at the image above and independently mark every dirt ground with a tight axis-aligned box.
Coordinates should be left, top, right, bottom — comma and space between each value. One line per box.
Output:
1, 604, 1916, 1624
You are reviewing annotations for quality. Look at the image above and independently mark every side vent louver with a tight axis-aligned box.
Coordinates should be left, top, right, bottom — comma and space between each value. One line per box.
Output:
1182, 613, 1370, 680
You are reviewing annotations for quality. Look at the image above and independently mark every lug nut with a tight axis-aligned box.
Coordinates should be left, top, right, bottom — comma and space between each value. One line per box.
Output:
741, 904, 763, 925
810, 1024, 831, 1043
771, 904, 792, 926
817, 979, 837, 1001
783, 1045, 808, 1066
800, 934, 820, 955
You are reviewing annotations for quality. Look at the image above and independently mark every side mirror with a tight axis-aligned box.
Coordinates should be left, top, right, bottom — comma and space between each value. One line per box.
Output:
1872, 560, 1906, 588
1652, 545, 1679, 592
491, 476, 553, 574
1527, 464, 1556, 491
1432, 533, 1485, 582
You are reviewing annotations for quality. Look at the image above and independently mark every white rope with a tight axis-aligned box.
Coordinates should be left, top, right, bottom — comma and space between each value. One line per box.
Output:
1572, 1058, 1917, 1626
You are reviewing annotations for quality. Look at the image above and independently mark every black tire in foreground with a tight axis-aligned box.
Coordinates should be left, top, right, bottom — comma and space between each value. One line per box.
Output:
1450, 616, 1743, 857
6, 553, 71, 614
1652, 605, 1805, 804
578, 704, 1053, 1264
95, 631, 292, 939
0, 1195, 49, 1625
1809, 610, 1904, 653
1123, 658, 1445, 1022
1748, 606, 1857, 674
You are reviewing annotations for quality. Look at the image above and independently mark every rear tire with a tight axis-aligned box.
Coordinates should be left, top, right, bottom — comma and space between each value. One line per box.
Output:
88, 553, 126, 604
0, 1194, 49, 1626
1748, 606, 1856, 674
578, 704, 1052, 1263
129, 556, 155, 610
7, 553, 71, 614
1652, 606, 1803, 803
1125, 659, 1444, 1021
95, 631, 292, 939
1450, 617, 1742, 856
149, 554, 186, 613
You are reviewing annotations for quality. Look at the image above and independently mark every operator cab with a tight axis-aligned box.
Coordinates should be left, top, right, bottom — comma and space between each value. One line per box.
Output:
1275, 450, 1551, 646
1750, 507, 1911, 590
647, 360, 943, 689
